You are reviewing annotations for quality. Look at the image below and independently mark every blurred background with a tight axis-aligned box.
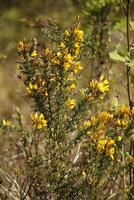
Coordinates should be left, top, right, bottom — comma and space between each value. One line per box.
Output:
0, 0, 134, 117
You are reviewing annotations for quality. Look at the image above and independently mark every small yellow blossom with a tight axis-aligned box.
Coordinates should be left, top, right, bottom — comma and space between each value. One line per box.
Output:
31, 112, 47, 129
17, 41, 32, 56
67, 83, 76, 92
74, 28, 84, 42
96, 137, 115, 160
52, 57, 60, 65
119, 105, 130, 115
41, 48, 52, 59
82, 171, 86, 179
117, 136, 123, 141
26, 82, 38, 94
45, 91, 48, 96
57, 51, 62, 58
31, 50, 37, 57
97, 138, 107, 152
73, 42, 80, 49
64, 30, 70, 37
73, 61, 83, 73
52, 51, 63, 65
60, 42, 66, 48
106, 138, 115, 160
64, 53, 73, 63
99, 112, 113, 122
90, 115, 97, 125
88, 76, 109, 100
83, 120, 91, 128
98, 79, 109, 93
66, 98, 76, 109
26, 80, 47, 96
66, 74, 75, 81
2, 120, 11, 126
64, 62, 71, 71
73, 42, 80, 55
115, 119, 128, 128
107, 146, 115, 160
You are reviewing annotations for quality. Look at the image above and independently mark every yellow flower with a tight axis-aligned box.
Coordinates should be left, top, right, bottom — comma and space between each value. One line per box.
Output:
74, 28, 84, 42
83, 120, 91, 128
96, 137, 115, 160
57, 51, 62, 58
31, 50, 37, 57
52, 57, 60, 65
73, 42, 80, 55
115, 119, 128, 128
117, 136, 123, 141
67, 83, 76, 92
52, 51, 62, 65
98, 78, 109, 93
45, 91, 48, 96
64, 62, 71, 71
26, 82, 39, 94
107, 138, 114, 146
106, 138, 115, 160
107, 147, 115, 160
89, 116, 97, 127
73, 42, 80, 49
73, 61, 83, 73
88, 76, 109, 100
31, 112, 47, 129
64, 53, 73, 64
97, 138, 107, 152
66, 98, 76, 109
89, 79, 98, 89
60, 42, 66, 48
64, 30, 70, 37
119, 105, 130, 115
26, 80, 47, 96
41, 48, 52, 59
99, 112, 113, 122
66, 74, 75, 81
2, 120, 11, 126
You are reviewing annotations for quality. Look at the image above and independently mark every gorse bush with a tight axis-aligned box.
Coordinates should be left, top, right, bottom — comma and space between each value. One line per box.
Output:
1, 2, 134, 199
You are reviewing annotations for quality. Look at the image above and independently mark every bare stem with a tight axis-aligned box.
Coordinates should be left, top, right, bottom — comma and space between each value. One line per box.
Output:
126, 0, 131, 107
124, 0, 134, 187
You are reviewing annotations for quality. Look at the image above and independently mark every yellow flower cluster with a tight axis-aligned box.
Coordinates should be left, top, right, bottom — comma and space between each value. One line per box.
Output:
72, 27, 84, 56
80, 111, 116, 160
52, 25, 83, 73
26, 79, 48, 96
80, 104, 134, 160
66, 98, 76, 109
86, 75, 109, 101
63, 25, 84, 56
31, 112, 47, 129
53, 50, 82, 73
